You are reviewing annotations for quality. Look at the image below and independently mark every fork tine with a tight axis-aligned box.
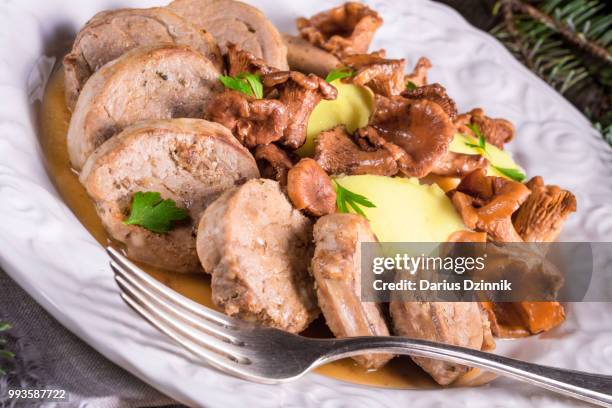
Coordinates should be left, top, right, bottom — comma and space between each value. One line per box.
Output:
106, 247, 235, 327
115, 273, 252, 370
111, 263, 246, 350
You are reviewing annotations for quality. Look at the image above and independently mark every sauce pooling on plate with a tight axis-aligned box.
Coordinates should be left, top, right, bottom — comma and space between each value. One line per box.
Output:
39, 67, 439, 390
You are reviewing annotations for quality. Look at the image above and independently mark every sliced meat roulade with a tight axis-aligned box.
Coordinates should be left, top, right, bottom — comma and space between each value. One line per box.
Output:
312, 213, 393, 369
197, 178, 319, 333
67, 44, 222, 171
80, 118, 259, 273
168, 0, 288, 69
63, 7, 222, 110
390, 301, 495, 385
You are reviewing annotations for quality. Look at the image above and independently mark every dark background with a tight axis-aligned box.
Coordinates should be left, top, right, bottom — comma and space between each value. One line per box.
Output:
434, 0, 611, 141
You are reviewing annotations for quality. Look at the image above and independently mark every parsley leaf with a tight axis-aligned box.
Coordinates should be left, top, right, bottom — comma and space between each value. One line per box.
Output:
325, 68, 354, 83
491, 166, 526, 182
462, 123, 526, 182
406, 80, 418, 90
334, 181, 376, 219
219, 72, 263, 98
240, 73, 263, 99
0, 323, 10, 332
123, 192, 189, 234
465, 123, 486, 149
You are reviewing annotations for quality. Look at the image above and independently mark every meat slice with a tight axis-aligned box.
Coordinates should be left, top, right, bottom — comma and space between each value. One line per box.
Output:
390, 301, 495, 385
197, 179, 319, 333
282, 34, 340, 78
63, 7, 222, 111
67, 44, 222, 171
312, 214, 393, 369
168, 0, 288, 69
79, 118, 259, 273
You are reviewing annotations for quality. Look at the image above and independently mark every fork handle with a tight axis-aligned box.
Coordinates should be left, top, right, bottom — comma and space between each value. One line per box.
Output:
316, 336, 612, 407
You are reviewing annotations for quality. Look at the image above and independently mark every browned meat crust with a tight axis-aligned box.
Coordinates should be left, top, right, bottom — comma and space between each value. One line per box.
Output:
448, 169, 531, 242
287, 158, 336, 217
312, 214, 393, 369
297, 2, 382, 58
67, 44, 222, 171
63, 7, 222, 111
197, 178, 319, 333
79, 118, 259, 273
168, 0, 288, 69
513, 176, 577, 242
391, 301, 495, 385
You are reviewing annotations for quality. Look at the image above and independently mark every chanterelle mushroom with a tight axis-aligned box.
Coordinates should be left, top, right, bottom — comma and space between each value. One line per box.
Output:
254, 144, 297, 185
205, 90, 288, 148
208, 45, 336, 150
262, 70, 337, 149
455, 108, 515, 149
287, 158, 337, 217
449, 169, 531, 242
365, 95, 455, 178
341, 51, 406, 97
402, 83, 458, 120
431, 151, 489, 177
513, 176, 577, 242
226, 42, 277, 77
405, 57, 432, 87
297, 2, 382, 58
315, 125, 399, 176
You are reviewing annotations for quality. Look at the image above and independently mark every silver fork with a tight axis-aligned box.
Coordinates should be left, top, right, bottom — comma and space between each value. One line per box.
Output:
107, 247, 612, 407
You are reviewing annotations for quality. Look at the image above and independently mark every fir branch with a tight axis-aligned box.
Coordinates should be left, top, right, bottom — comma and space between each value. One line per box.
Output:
0, 321, 12, 376
501, 0, 612, 63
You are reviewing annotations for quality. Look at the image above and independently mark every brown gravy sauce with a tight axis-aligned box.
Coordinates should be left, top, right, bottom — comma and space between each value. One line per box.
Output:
39, 68, 439, 390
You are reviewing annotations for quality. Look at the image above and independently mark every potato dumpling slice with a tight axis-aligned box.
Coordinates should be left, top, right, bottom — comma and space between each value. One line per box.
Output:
299, 79, 374, 157
334, 175, 466, 242
449, 134, 524, 180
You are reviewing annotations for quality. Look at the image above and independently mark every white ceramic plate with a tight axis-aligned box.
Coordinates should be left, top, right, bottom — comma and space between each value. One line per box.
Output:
0, 0, 611, 406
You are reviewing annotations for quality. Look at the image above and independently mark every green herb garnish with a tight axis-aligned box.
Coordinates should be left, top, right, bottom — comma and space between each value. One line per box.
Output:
334, 181, 376, 219
219, 72, 263, 99
406, 80, 418, 90
464, 123, 486, 150
325, 68, 354, 83
123, 192, 189, 234
463, 123, 526, 182
0, 321, 12, 376
491, 166, 526, 182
